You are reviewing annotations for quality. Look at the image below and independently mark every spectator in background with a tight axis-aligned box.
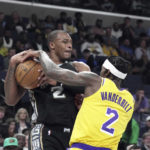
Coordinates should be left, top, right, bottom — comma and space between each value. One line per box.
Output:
44, 15, 55, 30
103, 27, 118, 48
26, 13, 40, 32
74, 12, 85, 29
141, 132, 150, 150
72, 29, 86, 57
140, 116, 150, 138
135, 39, 150, 62
102, 38, 119, 56
22, 129, 29, 150
3, 137, 19, 150
32, 33, 46, 50
4, 48, 16, 70
133, 88, 149, 122
57, 11, 67, 24
77, 49, 96, 71
22, 129, 29, 137
111, 22, 122, 40
56, 22, 63, 30
81, 33, 105, 56
0, 36, 8, 56
14, 133, 26, 150
118, 118, 140, 150
18, 32, 33, 50
101, 0, 114, 12
0, 12, 6, 35
119, 38, 134, 61
0, 106, 6, 124
131, 0, 143, 15
133, 39, 150, 74
6, 11, 24, 33
91, 19, 105, 37
13, 40, 24, 53
63, 17, 77, 35
134, 20, 146, 38
3, 29, 13, 49
5, 118, 17, 137
120, 17, 135, 43
15, 108, 30, 134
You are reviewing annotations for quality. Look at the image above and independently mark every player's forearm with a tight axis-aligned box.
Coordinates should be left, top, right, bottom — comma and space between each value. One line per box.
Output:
38, 50, 60, 79
4, 62, 25, 106
38, 50, 92, 86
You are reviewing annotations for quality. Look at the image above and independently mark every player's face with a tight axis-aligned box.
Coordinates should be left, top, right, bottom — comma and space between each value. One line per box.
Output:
53, 32, 72, 61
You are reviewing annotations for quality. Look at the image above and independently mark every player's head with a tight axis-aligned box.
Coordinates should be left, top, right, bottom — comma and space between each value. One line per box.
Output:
100, 56, 131, 82
47, 30, 72, 62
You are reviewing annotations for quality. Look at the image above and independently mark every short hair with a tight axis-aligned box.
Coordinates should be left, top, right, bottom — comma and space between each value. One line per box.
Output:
47, 30, 68, 48
142, 132, 150, 139
107, 56, 131, 80
5, 118, 16, 125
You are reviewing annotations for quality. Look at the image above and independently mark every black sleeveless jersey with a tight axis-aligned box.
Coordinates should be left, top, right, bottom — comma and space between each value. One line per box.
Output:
29, 62, 84, 129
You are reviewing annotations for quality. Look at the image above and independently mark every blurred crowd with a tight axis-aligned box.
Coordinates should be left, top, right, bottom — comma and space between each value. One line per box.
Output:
0, 9, 150, 150
22, 0, 150, 17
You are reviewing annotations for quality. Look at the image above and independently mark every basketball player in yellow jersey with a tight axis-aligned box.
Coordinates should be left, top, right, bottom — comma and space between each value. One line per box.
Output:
17, 50, 134, 150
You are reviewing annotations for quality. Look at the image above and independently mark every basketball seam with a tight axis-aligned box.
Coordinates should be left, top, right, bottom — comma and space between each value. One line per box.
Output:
26, 74, 39, 88
19, 62, 38, 85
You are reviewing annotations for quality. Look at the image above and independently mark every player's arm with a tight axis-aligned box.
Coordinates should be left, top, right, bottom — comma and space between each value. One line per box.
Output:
38, 50, 100, 87
4, 50, 34, 106
71, 61, 91, 72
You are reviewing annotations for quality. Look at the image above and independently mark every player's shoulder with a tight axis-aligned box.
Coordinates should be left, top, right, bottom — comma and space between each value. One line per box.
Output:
60, 61, 77, 71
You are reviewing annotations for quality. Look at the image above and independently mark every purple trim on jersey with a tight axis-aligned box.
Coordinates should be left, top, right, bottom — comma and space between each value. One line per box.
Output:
71, 143, 111, 150
102, 78, 105, 86
119, 88, 125, 91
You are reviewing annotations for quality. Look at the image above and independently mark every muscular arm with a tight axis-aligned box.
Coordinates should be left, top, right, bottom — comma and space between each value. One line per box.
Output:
39, 50, 100, 87
4, 60, 25, 106
4, 50, 34, 106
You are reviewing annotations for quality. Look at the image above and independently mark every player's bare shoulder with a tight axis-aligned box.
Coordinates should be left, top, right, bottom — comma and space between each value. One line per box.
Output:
80, 71, 102, 97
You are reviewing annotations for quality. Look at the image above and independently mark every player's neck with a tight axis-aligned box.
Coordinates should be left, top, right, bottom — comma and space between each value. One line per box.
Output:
49, 53, 63, 65
113, 79, 121, 89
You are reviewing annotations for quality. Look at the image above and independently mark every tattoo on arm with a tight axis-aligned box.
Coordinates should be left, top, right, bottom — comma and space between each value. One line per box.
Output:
39, 50, 99, 86
5, 66, 16, 93
5, 65, 25, 104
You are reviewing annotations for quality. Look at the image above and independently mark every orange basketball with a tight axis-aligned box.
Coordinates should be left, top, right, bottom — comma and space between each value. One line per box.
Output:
15, 59, 42, 89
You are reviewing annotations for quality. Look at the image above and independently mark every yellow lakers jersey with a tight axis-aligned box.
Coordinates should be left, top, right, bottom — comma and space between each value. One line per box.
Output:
69, 78, 134, 150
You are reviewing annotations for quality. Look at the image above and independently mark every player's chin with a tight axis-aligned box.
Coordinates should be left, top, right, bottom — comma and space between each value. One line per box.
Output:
64, 53, 72, 59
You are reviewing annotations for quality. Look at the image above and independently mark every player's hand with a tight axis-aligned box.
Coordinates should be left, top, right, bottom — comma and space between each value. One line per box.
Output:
10, 49, 40, 66
72, 61, 91, 72
37, 69, 57, 87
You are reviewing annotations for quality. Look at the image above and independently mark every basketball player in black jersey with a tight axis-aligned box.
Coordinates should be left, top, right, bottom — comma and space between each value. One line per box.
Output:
4, 30, 90, 150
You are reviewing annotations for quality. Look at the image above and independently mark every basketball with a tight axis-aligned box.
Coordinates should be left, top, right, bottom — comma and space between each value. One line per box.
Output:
15, 59, 42, 89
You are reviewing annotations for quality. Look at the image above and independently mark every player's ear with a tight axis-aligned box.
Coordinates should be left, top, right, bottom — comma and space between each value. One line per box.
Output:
49, 42, 55, 49
104, 70, 111, 77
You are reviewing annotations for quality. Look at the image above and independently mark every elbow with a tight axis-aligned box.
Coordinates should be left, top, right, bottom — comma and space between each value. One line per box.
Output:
4, 97, 18, 106
5, 100, 16, 106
